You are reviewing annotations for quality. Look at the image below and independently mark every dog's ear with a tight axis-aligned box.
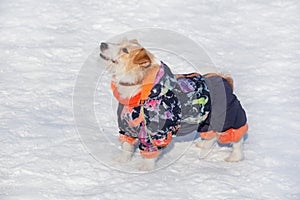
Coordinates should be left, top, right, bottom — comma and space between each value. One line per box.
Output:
130, 39, 140, 45
133, 48, 151, 68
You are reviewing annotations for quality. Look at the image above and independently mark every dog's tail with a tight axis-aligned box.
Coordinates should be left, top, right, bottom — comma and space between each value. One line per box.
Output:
204, 73, 234, 90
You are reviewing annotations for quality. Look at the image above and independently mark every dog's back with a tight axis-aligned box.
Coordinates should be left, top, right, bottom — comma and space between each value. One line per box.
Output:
173, 72, 211, 136
204, 73, 234, 90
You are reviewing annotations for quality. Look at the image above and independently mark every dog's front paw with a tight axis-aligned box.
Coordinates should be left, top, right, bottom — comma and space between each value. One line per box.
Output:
139, 158, 156, 171
113, 152, 131, 163
113, 142, 134, 163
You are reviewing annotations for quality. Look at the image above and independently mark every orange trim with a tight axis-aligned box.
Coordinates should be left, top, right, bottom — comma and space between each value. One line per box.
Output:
111, 81, 142, 107
140, 150, 161, 159
152, 132, 172, 147
111, 65, 160, 107
200, 130, 217, 140
119, 134, 138, 145
203, 73, 220, 78
218, 123, 248, 144
140, 65, 160, 100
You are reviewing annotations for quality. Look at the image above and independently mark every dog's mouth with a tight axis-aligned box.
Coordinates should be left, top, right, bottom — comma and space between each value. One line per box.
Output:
100, 53, 118, 64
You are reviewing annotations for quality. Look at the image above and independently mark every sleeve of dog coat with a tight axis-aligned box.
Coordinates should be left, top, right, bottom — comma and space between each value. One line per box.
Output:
139, 90, 181, 155
116, 103, 140, 144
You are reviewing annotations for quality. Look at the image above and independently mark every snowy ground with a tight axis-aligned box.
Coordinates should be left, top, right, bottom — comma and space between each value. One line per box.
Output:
1, 0, 300, 199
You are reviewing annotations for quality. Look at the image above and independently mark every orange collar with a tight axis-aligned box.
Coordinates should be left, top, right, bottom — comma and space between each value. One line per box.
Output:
111, 65, 160, 107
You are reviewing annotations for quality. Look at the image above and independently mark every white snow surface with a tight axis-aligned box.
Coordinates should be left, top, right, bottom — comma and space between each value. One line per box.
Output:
1, 0, 300, 199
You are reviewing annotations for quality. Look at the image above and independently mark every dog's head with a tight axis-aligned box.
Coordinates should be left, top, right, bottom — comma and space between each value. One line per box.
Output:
100, 38, 156, 85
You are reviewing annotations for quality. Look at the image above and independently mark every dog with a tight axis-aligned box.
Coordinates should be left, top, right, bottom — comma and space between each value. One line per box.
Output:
100, 38, 248, 171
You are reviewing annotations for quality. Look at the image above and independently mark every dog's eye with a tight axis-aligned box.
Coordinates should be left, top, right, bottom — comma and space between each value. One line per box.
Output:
122, 48, 129, 54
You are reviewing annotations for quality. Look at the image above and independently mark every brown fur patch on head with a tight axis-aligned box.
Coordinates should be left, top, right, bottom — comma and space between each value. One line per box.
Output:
118, 42, 154, 73
133, 48, 152, 68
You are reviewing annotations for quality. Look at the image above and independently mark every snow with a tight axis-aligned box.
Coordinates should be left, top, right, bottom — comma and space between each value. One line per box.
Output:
1, 0, 300, 199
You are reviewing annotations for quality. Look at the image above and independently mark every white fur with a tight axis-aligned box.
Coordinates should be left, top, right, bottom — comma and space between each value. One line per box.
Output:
114, 67, 143, 84
196, 137, 244, 162
114, 142, 156, 171
195, 137, 217, 149
113, 62, 144, 99
113, 142, 134, 163
116, 84, 142, 99
226, 139, 244, 162
139, 158, 156, 171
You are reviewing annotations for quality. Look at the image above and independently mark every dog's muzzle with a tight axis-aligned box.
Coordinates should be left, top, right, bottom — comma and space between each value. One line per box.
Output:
99, 42, 118, 64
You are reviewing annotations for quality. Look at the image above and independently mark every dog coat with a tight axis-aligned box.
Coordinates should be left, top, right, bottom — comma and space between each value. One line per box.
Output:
112, 62, 247, 158
112, 62, 210, 155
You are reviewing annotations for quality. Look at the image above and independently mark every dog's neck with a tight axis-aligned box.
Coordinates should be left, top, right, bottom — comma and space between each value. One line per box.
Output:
112, 74, 143, 99
116, 84, 142, 99
114, 63, 160, 100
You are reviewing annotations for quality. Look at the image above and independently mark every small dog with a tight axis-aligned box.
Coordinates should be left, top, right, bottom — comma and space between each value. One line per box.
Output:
100, 39, 248, 171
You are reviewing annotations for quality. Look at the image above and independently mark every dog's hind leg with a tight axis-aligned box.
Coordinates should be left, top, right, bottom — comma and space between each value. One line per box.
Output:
195, 137, 217, 149
226, 138, 244, 162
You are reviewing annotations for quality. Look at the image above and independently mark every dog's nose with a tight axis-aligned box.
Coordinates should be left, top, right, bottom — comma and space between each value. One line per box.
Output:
100, 42, 108, 51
